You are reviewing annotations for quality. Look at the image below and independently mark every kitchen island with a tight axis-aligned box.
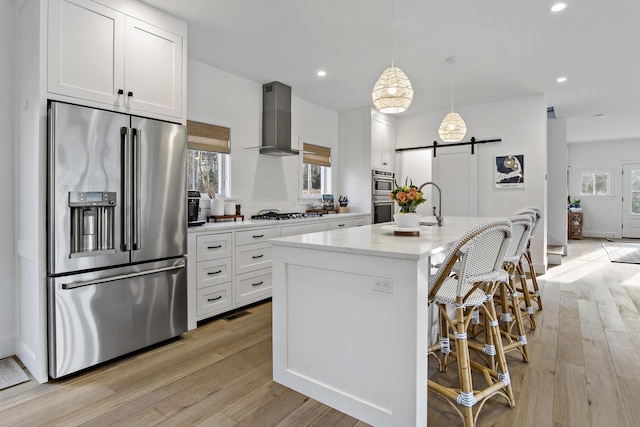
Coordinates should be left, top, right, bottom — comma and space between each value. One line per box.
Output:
271, 217, 500, 427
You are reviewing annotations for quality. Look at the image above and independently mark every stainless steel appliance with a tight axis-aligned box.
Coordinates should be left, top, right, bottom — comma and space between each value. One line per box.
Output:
260, 81, 300, 156
372, 197, 395, 224
187, 190, 203, 226
47, 101, 188, 379
372, 170, 395, 223
372, 169, 395, 196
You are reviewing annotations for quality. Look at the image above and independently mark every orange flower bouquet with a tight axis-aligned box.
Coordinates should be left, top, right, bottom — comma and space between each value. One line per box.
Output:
390, 180, 426, 213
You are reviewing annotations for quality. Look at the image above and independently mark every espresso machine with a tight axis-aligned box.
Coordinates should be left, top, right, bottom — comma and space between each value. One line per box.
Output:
188, 190, 204, 226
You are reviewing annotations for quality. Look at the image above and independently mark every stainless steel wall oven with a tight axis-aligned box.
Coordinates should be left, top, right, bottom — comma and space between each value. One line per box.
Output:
372, 169, 395, 196
372, 170, 395, 223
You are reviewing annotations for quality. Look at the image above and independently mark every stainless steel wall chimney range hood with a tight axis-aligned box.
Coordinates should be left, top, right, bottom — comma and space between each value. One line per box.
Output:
260, 81, 300, 156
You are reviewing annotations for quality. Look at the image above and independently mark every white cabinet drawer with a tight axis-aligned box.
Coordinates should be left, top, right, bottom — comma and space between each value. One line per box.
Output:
196, 282, 232, 317
280, 222, 329, 237
330, 218, 355, 230
235, 243, 272, 274
235, 227, 279, 246
196, 233, 232, 262
236, 269, 272, 305
196, 258, 232, 289
352, 216, 370, 227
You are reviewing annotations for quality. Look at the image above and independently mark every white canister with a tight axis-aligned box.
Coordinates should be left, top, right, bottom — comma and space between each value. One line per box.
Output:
210, 199, 225, 216
198, 194, 211, 220
224, 202, 235, 215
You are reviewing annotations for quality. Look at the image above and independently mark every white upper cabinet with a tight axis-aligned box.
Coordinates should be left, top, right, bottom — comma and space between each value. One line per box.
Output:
371, 113, 396, 172
48, 0, 125, 106
48, 0, 185, 121
123, 16, 183, 118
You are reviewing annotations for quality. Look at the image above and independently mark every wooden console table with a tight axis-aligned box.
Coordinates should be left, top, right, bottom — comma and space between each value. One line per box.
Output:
568, 211, 583, 240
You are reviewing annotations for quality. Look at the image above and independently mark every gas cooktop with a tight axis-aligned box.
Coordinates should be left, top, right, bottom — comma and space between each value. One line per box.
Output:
251, 211, 324, 221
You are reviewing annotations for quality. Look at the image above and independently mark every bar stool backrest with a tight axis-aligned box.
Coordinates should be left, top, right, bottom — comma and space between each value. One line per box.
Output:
514, 206, 541, 239
504, 214, 533, 263
428, 219, 513, 299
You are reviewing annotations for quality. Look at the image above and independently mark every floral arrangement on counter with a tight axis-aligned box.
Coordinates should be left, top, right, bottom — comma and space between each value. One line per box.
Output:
390, 179, 426, 213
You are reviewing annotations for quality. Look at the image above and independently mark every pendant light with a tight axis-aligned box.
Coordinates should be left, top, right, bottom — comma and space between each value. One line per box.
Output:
438, 58, 467, 142
372, 0, 413, 114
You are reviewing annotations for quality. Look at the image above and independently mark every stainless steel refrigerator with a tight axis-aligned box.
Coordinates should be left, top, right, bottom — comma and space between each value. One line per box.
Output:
47, 101, 188, 379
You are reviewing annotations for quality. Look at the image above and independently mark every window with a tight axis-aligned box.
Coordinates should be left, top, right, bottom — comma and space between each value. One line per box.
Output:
187, 150, 227, 195
631, 168, 640, 214
186, 121, 230, 196
302, 142, 332, 197
580, 171, 610, 196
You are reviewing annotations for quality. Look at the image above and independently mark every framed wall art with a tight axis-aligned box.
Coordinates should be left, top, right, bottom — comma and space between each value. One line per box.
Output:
495, 154, 524, 188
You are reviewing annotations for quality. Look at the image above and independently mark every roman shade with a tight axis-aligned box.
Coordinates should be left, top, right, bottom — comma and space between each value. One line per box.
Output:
303, 143, 331, 167
187, 120, 230, 154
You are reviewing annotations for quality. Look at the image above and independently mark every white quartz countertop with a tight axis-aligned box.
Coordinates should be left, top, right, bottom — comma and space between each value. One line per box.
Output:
187, 212, 369, 233
270, 216, 502, 260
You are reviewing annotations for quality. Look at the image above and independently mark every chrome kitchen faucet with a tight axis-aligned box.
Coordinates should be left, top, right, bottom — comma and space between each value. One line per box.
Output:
419, 181, 443, 226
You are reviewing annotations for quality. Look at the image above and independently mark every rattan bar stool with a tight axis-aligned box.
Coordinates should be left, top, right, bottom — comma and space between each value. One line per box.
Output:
464, 215, 533, 370
513, 207, 543, 329
427, 219, 514, 427
494, 214, 533, 362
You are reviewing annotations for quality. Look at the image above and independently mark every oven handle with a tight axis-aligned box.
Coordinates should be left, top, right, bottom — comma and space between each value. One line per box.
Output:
61, 263, 185, 290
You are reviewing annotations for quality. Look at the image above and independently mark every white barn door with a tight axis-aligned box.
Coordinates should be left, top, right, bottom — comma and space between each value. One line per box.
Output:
432, 145, 478, 217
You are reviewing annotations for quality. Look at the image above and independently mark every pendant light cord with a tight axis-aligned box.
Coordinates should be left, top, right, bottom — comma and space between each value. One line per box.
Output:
391, 0, 395, 67
450, 75, 454, 113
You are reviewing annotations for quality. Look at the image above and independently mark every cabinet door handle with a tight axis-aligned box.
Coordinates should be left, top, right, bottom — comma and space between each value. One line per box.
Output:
252, 254, 264, 259
127, 91, 134, 97
253, 234, 264, 238
207, 295, 222, 302
207, 269, 222, 275
207, 244, 222, 249
337, 223, 346, 227
252, 281, 264, 287
117, 89, 124, 95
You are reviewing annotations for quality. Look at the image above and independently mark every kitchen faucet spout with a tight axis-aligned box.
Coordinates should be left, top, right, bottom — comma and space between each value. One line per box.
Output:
418, 181, 443, 226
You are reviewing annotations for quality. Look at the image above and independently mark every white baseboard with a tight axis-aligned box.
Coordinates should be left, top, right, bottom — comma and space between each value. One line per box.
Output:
583, 231, 620, 239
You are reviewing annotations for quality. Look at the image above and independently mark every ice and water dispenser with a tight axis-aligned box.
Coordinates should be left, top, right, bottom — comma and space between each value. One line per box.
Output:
69, 191, 116, 256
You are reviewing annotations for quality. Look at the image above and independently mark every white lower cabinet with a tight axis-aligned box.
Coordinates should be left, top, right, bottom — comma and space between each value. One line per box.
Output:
280, 222, 329, 237
196, 283, 232, 317
235, 243, 272, 274
187, 214, 370, 329
235, 269, 273, 305
329, 218, 354, 230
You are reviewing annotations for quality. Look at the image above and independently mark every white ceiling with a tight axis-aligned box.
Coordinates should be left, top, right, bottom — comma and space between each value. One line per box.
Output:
142, 0, 640, 143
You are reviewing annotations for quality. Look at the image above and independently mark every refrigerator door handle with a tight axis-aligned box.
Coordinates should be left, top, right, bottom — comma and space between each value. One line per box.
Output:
61, 262, 186, 290
132, 128, 141, 251
121, 127, 132, 251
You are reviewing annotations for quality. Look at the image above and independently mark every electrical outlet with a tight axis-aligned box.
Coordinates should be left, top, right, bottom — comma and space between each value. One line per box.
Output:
373, 277, 393, 294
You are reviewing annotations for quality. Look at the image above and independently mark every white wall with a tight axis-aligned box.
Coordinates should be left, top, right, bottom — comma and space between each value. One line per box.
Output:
568, 138, 640, 238
0, 0, 16, 358
187, 59, 339, 215
396, 95, 548, 271
547, 118, 568, 247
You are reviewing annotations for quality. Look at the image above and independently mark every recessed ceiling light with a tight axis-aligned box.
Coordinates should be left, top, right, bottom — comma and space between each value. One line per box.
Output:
317, 70, 327, 77
556, 76, 567, 83
550, 3, 567, 13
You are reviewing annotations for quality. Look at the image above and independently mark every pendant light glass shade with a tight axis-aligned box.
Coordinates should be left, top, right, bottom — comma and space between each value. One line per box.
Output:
372, 66, 414, 114
438, 112, 467, 142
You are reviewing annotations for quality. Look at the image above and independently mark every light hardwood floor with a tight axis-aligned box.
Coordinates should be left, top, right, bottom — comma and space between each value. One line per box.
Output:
1, 238, 639, 426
